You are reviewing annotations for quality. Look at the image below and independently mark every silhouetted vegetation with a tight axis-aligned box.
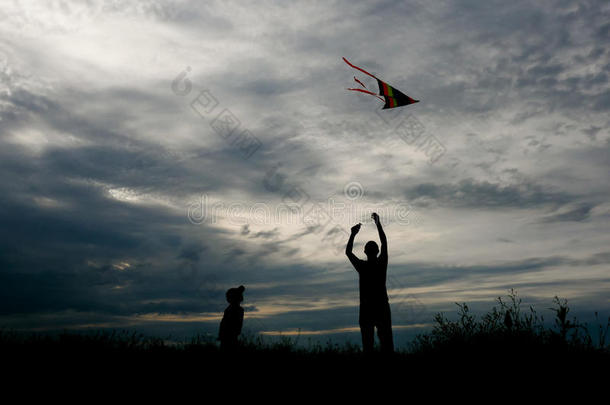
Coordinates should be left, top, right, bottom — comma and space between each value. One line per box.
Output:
408, 290, 609, 366
2, 291, 608, 375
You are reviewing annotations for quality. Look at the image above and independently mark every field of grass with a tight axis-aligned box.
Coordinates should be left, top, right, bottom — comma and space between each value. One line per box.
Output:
2, 291, 608, 379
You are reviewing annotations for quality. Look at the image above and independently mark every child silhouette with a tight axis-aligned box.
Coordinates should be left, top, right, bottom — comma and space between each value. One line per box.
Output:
218, 285, 245, 350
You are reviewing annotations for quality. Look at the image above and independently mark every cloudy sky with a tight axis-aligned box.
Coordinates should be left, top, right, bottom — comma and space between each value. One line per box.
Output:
1, 0, 609, 346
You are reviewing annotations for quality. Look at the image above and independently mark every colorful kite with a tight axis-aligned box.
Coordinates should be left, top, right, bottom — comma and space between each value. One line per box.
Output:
343, 57, 419, 109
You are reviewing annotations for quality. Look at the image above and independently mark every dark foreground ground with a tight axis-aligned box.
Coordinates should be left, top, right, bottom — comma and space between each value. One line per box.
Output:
2, 293, 608, 386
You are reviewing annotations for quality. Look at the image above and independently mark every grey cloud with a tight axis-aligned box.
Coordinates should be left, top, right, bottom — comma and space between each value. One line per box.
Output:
390, 250, 610, 291
240, 224, 280, 240
404, 178, 573, 209
178, 244, 206, 263
251, 228, 280, 240
539, 203, 594, 223
582, 126, 603, 141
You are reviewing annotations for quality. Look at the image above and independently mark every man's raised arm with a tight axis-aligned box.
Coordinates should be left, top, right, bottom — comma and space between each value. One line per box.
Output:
346, 223, 361, 268
372, 213, 387, 258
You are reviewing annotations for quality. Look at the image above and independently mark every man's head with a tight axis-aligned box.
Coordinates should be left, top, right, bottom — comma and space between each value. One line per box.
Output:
364, 241, 379, 259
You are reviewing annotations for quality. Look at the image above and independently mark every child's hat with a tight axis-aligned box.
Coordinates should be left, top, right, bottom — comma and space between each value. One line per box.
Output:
226, 285, 245, 302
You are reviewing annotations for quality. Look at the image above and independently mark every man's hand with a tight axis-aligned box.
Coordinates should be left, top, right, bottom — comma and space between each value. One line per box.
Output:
346, 223, 361, 268
372, 212, 387, 260
371, 212, 380, 225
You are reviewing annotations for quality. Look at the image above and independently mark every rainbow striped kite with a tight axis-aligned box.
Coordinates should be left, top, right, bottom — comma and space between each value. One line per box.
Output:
343, 57, 419, 109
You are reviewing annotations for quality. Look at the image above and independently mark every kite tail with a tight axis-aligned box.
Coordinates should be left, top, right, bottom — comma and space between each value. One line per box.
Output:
342, 57, 379, 80
346, 88, 385, 102
353, 76, 367, 89
345, 57, 384, 102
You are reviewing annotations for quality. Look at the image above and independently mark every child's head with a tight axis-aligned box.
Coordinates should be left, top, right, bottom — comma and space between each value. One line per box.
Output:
226, 285, 245, 305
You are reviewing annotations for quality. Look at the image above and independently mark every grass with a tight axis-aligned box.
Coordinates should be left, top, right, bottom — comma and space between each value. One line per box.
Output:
2, 291, 608, 376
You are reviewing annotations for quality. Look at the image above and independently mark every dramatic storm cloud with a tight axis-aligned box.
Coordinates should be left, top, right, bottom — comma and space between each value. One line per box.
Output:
1, 0, 608, 345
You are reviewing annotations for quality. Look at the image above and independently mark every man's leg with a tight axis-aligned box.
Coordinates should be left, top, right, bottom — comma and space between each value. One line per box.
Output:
360, 323, 375, 353
359, 308, 375, 353
376, 302, 394, 353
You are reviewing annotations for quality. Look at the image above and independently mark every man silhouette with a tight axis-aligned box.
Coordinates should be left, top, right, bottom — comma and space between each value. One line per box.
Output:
346, 212, 394, 354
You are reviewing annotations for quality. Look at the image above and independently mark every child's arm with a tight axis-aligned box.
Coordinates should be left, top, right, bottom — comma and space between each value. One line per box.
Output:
237, 308, 244, 336
218, 316, 225, 341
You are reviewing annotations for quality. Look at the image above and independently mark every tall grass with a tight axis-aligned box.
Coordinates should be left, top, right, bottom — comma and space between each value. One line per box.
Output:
408, 290, 609, 364
2, 291, 608, 367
